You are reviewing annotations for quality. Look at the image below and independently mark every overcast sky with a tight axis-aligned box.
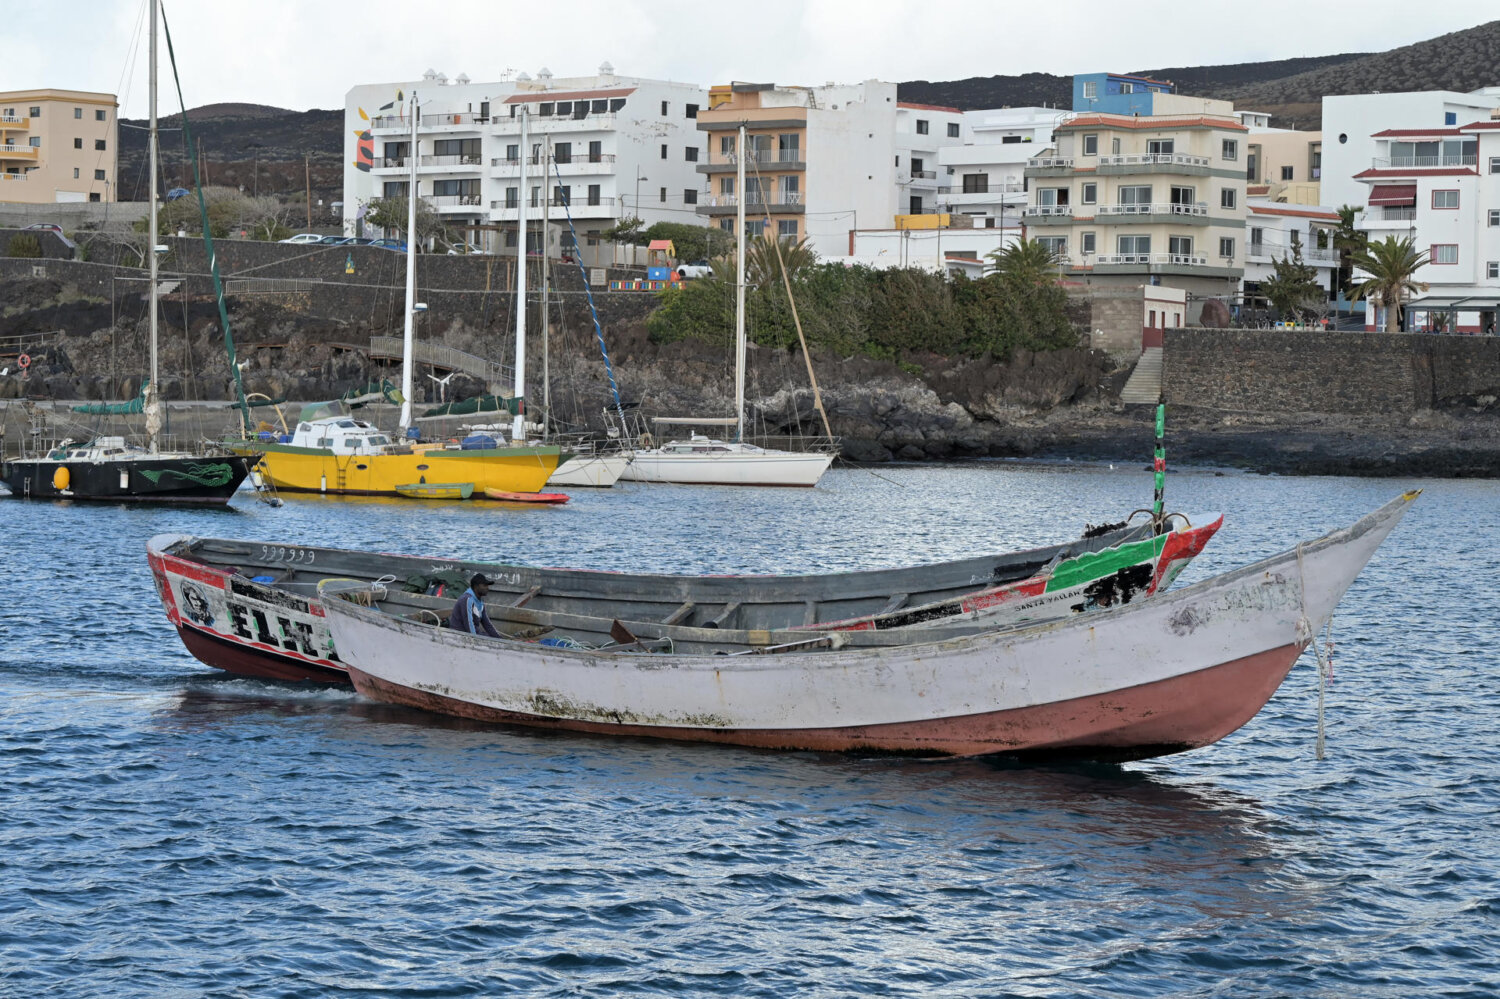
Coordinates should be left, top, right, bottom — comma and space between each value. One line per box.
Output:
4, 0, 1496, 119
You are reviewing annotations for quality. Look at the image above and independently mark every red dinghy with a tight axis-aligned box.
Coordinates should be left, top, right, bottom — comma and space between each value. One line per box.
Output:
483, 488, 570, 504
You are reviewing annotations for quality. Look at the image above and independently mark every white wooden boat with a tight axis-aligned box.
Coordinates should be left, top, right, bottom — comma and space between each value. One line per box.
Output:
620, 435, 833, 487
547, 452, 631, 488
321, 493, 1417, 760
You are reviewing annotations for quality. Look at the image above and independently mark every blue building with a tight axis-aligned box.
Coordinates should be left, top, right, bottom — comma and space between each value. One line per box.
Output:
1072, 73, 1176, 116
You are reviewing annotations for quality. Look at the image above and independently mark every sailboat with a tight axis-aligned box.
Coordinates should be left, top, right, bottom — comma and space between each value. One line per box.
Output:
621, 123, 836, 487
227, 99, 563, 497
0, 0, 253, 505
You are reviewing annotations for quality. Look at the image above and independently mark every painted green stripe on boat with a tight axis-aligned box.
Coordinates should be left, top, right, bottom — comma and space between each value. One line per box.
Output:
1043, 534, 1166, 593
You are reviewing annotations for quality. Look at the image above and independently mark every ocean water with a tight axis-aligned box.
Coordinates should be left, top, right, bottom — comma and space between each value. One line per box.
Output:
1, 462, 1496, 998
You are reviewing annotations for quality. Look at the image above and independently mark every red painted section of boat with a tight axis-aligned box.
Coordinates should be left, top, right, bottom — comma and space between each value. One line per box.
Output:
345, 642, 1305, 760
482, 489, 570, 504
177, 623, 350, 685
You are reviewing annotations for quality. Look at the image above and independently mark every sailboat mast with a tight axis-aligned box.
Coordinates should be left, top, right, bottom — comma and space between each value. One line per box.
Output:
146, 0, 160, 452
398, 92, 418, 433
540, 137, 550, 441
735, 122, 747, 443
512, 109, 529, 442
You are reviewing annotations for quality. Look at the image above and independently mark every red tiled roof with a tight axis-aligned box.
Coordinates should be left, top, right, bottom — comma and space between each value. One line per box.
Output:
1058, 113, 1246, 132
1370, 127, 1464, 137
1249, 204, 1342, 220
504, 87, 635, 104
898, 101, 961, 113
1353, 167, 1478, 178
1460, 120, 1500, 130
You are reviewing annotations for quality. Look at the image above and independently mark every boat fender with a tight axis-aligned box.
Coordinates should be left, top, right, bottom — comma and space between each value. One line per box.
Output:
52, 465, 69, 490
638, 433, 653, 448
17, 353, 30, 369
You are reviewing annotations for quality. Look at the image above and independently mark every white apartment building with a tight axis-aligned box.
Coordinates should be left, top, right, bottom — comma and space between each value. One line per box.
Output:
1242, 200, 1341, 307
693, 80, 899, 258
1321, 87, 1500, 210
1021, 111, 1249, 311
344, 66, 708, 252
1352, 116, 1500, 333
894, 102, 965, 216
936, 106, 1062, 229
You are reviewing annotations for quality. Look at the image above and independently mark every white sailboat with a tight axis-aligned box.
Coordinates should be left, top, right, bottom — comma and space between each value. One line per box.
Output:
621, 123, 836, 488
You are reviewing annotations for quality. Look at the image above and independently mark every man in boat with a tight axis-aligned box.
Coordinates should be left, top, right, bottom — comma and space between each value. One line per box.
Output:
448, 574, 502, 638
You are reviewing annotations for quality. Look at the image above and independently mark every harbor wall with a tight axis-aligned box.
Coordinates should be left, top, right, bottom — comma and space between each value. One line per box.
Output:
1162, 328, 1500, 414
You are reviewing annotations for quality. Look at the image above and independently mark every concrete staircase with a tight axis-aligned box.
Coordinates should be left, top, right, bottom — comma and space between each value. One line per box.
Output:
1120, 347, 1163, 405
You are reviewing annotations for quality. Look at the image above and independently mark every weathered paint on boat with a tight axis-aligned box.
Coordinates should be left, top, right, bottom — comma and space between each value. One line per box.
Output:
395, 482, 474, 500
326, 493, 1416, 760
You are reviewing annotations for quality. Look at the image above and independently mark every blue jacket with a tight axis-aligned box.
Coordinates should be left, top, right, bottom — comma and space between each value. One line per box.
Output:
448, 588, 501, 638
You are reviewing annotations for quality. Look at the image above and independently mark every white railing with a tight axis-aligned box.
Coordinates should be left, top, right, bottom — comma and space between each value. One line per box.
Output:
1026, 157, 1073, 168
0, 172, 28, 181
490, 196, 616, 210
496, 113, 619, 132
375, 156, 406, 168
1021, 205, 1073, 218
0, 116, 29, 127
420, 154, 482, 167
424, 113, 486, 128
1094, 252, 1210, 267
1097, 202, 1209, 217
1248, 243, 1338, 262
1096, 153, 1211, 168
910, 170, 937, 179
1373, 155, 1477, 169
0, 145, 38, 155
427, 194, 482, 207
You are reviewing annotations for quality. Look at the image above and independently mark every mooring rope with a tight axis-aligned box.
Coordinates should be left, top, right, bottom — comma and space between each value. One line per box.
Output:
1296, 541, 1337, 760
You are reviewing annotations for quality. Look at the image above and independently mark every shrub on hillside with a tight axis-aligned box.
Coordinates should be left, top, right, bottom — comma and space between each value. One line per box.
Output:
7, 234, 42, 258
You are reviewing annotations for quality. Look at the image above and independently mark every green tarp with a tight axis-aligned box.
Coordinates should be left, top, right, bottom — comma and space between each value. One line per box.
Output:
73, 383, 148, 415
420, 394, 521, 419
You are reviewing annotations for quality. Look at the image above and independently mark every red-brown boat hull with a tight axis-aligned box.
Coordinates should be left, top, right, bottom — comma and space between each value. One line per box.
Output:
346, 642, 1305, 760
177, 623, 349, 685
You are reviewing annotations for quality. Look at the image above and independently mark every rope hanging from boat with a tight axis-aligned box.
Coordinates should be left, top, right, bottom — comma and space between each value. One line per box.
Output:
1151, 403, 1167, 523
160, 4, 252, 438
1296, 540, 1337, 760
549, 161, 629, 434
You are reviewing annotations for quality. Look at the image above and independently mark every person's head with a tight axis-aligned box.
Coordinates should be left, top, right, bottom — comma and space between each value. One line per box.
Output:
470, 573, 492, 595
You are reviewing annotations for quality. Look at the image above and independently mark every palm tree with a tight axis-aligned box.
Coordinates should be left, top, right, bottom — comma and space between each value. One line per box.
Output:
1348, 235, 1428, 332
986, 237, 1061, 286
712, 234, 817, 291
1331, 204, 1368, 299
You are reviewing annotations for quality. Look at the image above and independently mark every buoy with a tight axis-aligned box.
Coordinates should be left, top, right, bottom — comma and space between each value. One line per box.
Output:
52, 466, 70, 490
17, 353, 30, 369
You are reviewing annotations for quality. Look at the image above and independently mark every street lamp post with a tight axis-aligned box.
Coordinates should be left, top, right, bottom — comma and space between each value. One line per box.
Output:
634, 167, 647, 219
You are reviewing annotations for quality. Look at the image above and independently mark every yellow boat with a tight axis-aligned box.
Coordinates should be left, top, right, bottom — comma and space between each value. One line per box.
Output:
231, 417, 561, 497
394, 482, 474, 500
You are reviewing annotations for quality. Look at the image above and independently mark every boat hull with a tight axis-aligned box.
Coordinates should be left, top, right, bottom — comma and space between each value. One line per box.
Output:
230, 442, 560, 496
327, 493, 1416, 760
2, 454, 253, 504
547, 454, 630, 488
394, 482, 473, 500
621, 450, 833, 487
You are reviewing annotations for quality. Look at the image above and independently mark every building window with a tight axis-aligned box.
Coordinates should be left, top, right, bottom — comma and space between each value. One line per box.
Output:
74, 138, 82, 149
1118, 234, 1151, 255
1432, 244, 1458, 264
549, 141, 571, 164
551, 185, 570, 206
660, 187, 666, 203
383, 181, 409, 197
588, 140, 602, 162
1037, 236, 1067, 258
1433, 190, 1459, 209
1281, 165, 1294, 181
1083, 81, 1098, 100
505, 143, 519, 162
29, 106, 40, 117
910, 195, 923, 214
28, 136, 39, 147
89, 192, 100, 202
73, 168, 79, 178
94, 169, 106, 180
1488, 261, 1500, 279
1221, 188, 1236, 209
685, 146, 699, 162
962, 174, 988, 194
661, 100, 669, 116
1082, 134, 1098, 156
1222, 139, 1238, 161
538, 102, 555, 116
661, 143, 668, 159
1111, 137, 1121, 155
721, 177, 734, 196
1001, 135, 1022, 144
1119, 82, 1134, 94
684, 189, 697, 205
556, 102, 573, 117
720, 135, 736, 157
684, 103, 699, 119
1219, 236, 1235, 258
718, 219, 734, 233
505, 186, 518, 208
1081, 231, 1096, 254
947, 122, 959, 138
1168, 235, 1194, 257
74, 107, 82, 119
1147, 138, 1174, 156
1490, 156, 1500, 174
1445, 111, 1458, 125
1081, 182, 1097, 204
745, 220, 766, 237
1118, 184, 1152, 207
778, 219, 798, 238
916, 119, 929, 135
95, 139, 107, 151
96, 109, 106, 121
1490, 209, 1500, 227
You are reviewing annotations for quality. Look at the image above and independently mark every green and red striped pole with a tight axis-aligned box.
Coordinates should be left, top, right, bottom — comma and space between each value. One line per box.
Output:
1152, 403, 1166, 522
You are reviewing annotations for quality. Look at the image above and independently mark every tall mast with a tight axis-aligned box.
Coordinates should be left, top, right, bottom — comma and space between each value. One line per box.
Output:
540, 137, 551, 440
512, 109, 529, 442
398, 92, 418, 433
145, 0, 160, 451
734, 122, 747, 443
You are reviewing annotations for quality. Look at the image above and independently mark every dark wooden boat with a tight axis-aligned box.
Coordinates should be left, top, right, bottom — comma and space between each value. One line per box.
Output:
3, 437, 253, 505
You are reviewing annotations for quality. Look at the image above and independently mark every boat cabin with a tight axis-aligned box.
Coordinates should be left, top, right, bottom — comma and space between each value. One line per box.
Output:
45, 437, 143, 462
290, 417, 395, 454
659, 434, 764, 455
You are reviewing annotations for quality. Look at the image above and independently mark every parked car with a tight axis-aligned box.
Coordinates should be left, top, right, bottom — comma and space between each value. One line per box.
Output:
316, 235, 352, 245
24, 223, 63, 233
370, 238, 408, 252
446, 241, 488, 255
343, 237, 376, 245
279, 233, 324, 244
165, 187, 190, 201
676, 260, 712, 279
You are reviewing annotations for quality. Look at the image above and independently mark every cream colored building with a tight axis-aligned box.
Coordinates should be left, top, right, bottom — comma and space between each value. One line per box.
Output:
1022, 111, 1248, 310
0, 89, 118, 204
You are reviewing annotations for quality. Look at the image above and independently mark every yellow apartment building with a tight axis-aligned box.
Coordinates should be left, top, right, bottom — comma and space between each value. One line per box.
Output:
0, 89, 118, 204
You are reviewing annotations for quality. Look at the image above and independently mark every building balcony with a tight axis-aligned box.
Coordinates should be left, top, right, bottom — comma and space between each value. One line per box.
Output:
419, 154, 484, 170
0, 145, 39, 161
489, 197, 619, 220
1069, 252, 1241, 278
696, 194, 806, 216
1095, 152, 1212, 176
426, 194, 483, 210
0, 115, 31, 131
1247, 242, 1339, 264
370, 112, 488, 133
1024, 156, 1074, 177
0, 172, 29, 182
1095, 202, 1211, 224
1020, 205, 1075, 224
1371, 154, 1477, 169
371, 156, 408, 172
939, 186, 1025, 206
697, 151, 805, 173
494, 113, 620, 134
